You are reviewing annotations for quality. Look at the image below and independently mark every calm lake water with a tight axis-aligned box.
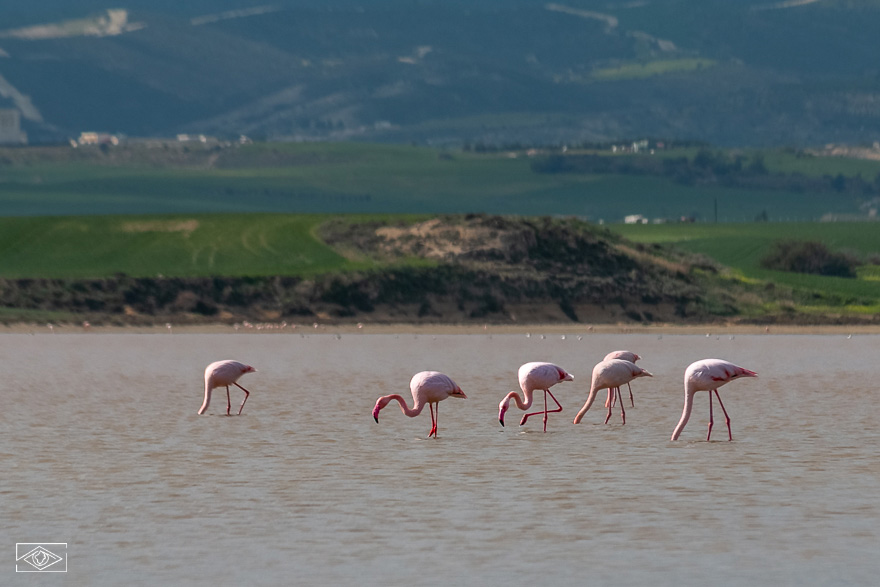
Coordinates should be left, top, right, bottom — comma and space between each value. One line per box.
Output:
2, 332, 879, 585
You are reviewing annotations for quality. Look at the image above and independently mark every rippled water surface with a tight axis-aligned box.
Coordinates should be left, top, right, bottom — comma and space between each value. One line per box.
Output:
3, 332, 879, 585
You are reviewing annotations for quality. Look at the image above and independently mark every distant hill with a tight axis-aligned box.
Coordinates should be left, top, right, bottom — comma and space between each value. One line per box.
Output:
1, 0, 879, 146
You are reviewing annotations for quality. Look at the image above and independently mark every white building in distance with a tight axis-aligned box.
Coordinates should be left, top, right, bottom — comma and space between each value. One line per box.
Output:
0, 109, 27, 144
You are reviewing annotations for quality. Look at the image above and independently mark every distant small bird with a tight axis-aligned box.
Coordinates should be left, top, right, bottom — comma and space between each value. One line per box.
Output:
574, 359, 652, 426
198, 360, 257, 416
372, 371, 466, 438
498, 362, 574, 432
603, 350, 641, 407
671, 359, 757, 441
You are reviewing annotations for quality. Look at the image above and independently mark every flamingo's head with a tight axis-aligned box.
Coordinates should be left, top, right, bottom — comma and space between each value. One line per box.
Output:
242, 365, 256, 374
633, 367, 652, 379
557, 367, 574, 382
372, 395, 394, 423
449, 386, 467, 400
498, 402, 509, 427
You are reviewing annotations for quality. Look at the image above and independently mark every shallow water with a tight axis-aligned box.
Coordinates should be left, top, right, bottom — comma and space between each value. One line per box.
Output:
2, 332, 879, 585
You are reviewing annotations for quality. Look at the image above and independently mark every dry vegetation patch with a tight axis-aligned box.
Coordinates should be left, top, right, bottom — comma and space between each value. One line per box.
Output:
120, 220, 199, 235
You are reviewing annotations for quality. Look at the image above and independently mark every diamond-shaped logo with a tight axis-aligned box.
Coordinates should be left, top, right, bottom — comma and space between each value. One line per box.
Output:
16, 543, 67, 572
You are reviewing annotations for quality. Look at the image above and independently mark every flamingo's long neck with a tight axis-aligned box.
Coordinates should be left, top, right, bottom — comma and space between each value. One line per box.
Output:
505, 389, 533, 411
380, 394, 424, 418
573, 385, 601, 424
671, 390, 696, 440
198, 382, 213, 415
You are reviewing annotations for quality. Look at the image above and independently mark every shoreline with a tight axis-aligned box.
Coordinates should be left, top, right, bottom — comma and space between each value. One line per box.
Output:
4, 321, 879, 335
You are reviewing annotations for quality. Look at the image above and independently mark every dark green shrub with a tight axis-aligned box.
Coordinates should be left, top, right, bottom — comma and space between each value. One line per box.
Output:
761, 241, 858, 278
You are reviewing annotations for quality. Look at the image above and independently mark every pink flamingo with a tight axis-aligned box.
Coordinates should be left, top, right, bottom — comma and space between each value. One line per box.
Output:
198, 360, 257, 415
671, 358, 758, 441
573, 359, 652, 426
372, 371, 467, 438
498, 362, 574, 432
603, 350, 641, 407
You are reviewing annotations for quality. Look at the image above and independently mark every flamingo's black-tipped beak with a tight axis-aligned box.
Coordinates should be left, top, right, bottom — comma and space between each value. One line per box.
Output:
499, 418, 505, 427
373, 415, 379, 423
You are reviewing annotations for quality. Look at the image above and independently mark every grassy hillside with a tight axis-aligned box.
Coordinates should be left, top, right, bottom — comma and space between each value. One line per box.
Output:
0, 211, 878, 324
2, 1, 880, 146
0, 214, 726, 325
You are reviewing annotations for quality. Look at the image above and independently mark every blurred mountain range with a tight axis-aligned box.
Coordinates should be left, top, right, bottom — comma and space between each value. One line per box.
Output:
1, 0, 879, 146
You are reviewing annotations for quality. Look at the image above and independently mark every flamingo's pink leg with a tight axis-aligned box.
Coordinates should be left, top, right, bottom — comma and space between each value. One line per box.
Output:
226, 386, 232, 416
618, 387, 626, 425
714, 390, 732, 441
604, 389, 613, 424
610, 384, 634, 409
233, 382, 251, 415
520, 389, 563, 431
707, 388, 715, 441
428, 403, 438, 438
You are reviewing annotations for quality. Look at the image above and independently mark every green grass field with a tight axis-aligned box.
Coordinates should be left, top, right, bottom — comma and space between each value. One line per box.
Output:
1, 142, 878, 223
609, 222, 880, 306
0, 213, 430, 279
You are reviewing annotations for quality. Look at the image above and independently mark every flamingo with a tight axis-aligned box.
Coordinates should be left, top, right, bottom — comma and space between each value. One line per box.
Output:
198, 360, 257, 416
671, 358, 758, 441
372, 371, 466, 438
573, 359, 652, 426
498, 362, 574, 432
603, 350, 641, 407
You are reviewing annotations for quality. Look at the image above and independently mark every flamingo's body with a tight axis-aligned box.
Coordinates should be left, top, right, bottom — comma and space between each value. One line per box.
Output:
372, 371, 466, 438
574, 359, 652, 425
198, 360, 257, 415
604, 350, 640, 363
498, 362, 574, 432
671, 359, 758, 441
603, 350, 641, 407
